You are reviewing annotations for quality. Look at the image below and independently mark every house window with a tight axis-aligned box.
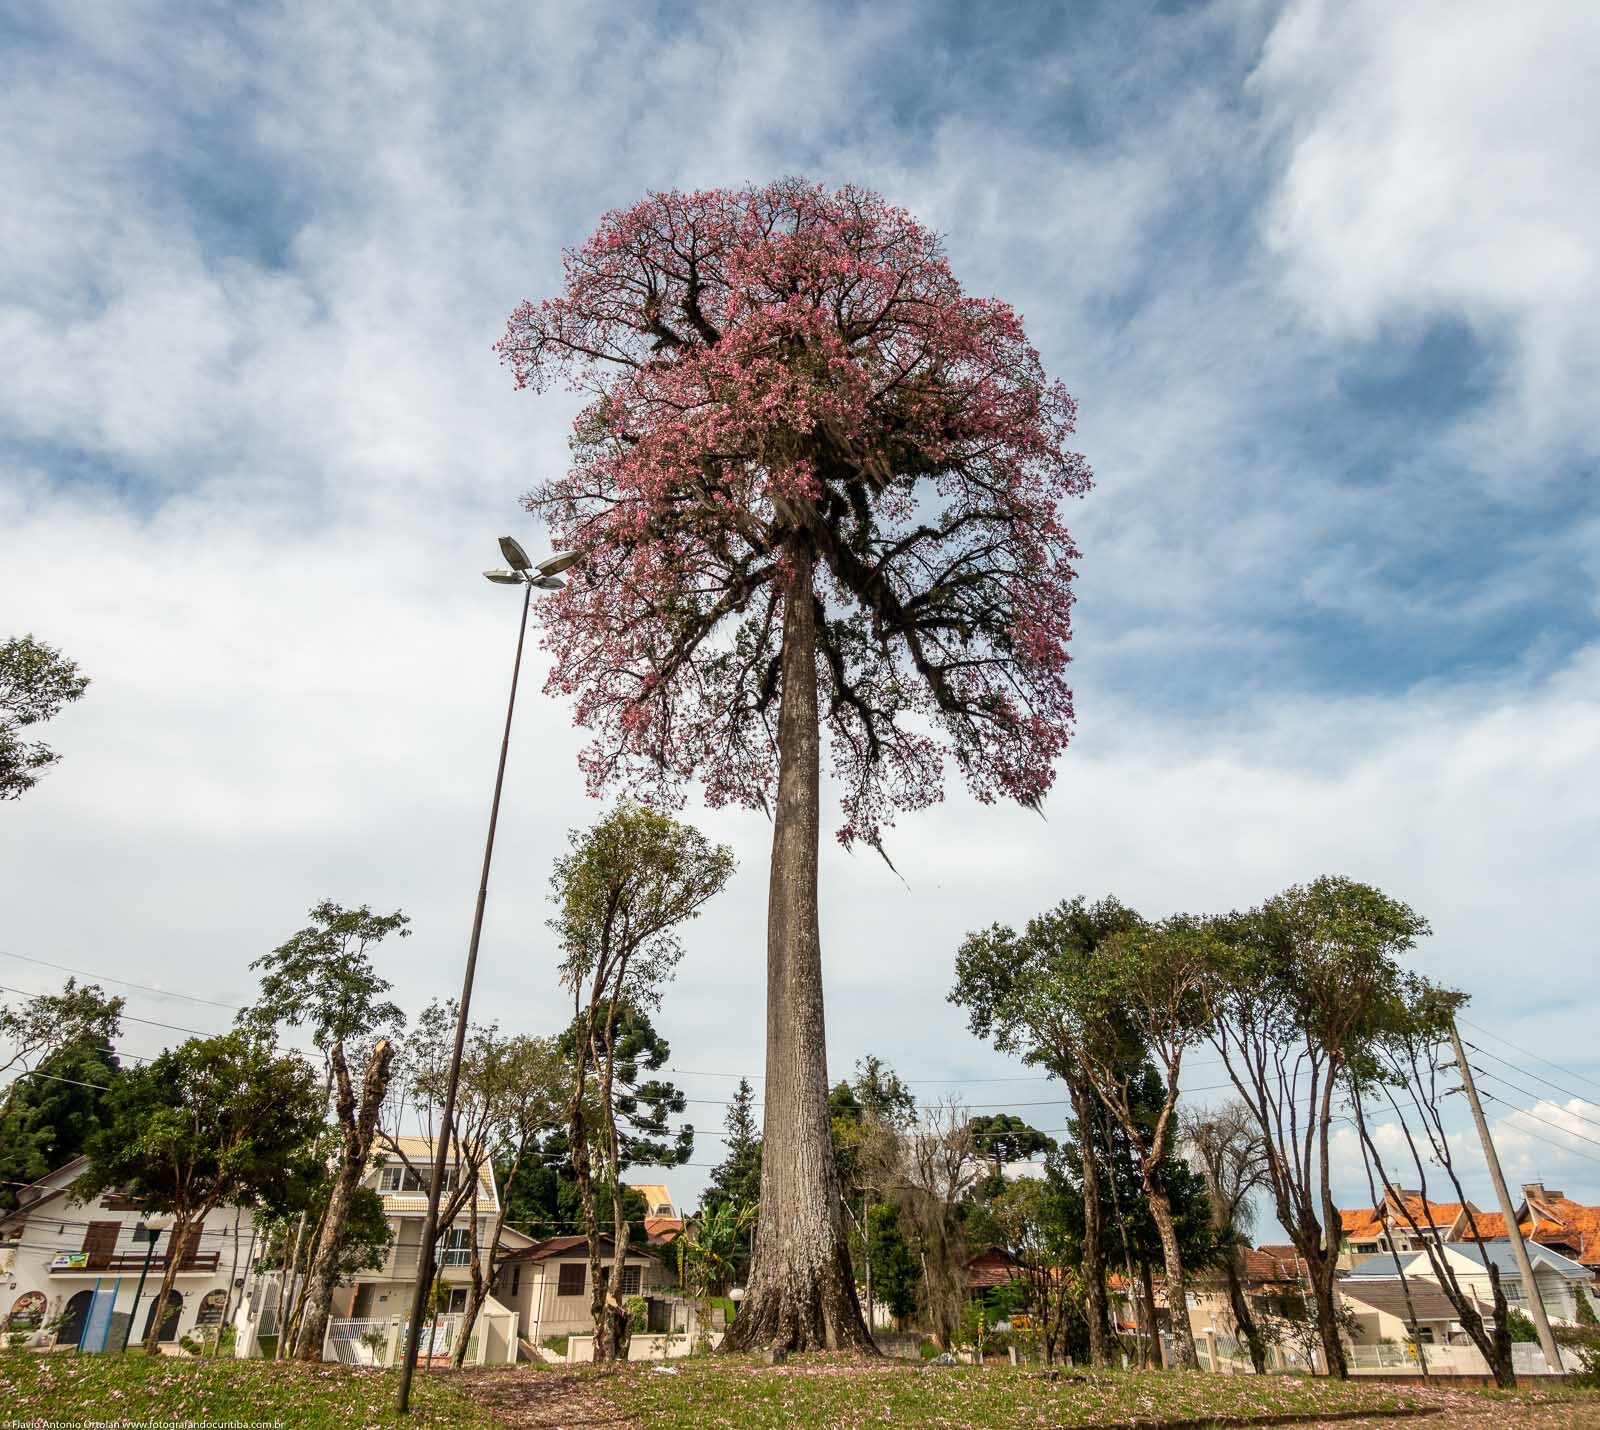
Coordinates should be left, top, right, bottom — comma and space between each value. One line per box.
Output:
1416, 1327, 1435, 1343
1354, 1243, 1379, 1254
618, 1264, 641, 1297
557, 1263, 585, 1296
379, 1164, 459, 1193
510, 1267, 521, 1297
441, 1229, 472, 1267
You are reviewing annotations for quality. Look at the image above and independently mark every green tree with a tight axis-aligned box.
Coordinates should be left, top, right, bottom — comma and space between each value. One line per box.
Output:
705, 1077, 762, 1213
1205, 877, 1430, 1378
703, 1078, 762, 1285
0, 979, 124, 1102
75, 1032, 325, 1352
951, 895, 1145, 1367
1059, 916, 1217, 1368
1348, 976, 1517, 1387
967, 1113, 1057, 1187
0, 1038, 122, 1209
866, 1202, 921, 1327
550, 804, 734, 1361
237, 900, 408, 1077
0, 635, 90, 800
238, 901, 408, 1362
984, 1169, 1082, 1363
451, 1033, 565, 1367
1066, 1065, 1218, 1366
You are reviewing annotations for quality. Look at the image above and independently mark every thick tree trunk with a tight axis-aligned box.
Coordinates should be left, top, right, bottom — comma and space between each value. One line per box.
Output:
294, 1038, 393, 1361
1147, 1180, 1199, 1369
1071, 1080, 1112, 1366
721, 547, 871, 1355
1308, 1251, 1347, 1378
1223, 1248, 1267, 1374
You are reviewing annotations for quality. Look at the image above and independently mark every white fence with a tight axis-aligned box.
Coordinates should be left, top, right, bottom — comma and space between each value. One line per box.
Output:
1343, 1341, 1564, 1376
322, 1301, 519, 1368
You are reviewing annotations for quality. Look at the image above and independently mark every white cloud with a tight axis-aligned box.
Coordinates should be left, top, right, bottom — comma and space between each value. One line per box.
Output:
1254, 0, 1600, 470
1, 1, 1596, 1217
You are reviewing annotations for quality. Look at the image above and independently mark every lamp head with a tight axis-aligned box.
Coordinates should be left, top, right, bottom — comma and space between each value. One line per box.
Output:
498, 536, 534, 572
483, 569, 524, 585
536, 550, 580, 577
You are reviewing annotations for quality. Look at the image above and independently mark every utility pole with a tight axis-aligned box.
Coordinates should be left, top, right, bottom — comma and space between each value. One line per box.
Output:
1447, 1019, 1563, 1373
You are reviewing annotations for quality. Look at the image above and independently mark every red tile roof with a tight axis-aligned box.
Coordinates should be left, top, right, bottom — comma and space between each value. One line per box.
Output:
1454, 1193, 1600, 1270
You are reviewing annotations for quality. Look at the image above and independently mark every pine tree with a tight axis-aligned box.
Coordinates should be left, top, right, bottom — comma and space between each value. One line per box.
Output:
705, 1078, 762, 1216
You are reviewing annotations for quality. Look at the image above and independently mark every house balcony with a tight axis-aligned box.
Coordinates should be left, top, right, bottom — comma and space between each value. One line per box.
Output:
49, 1251, 222, 1275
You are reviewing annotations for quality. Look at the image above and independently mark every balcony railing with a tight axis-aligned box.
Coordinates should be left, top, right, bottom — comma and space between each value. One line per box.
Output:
50, 1251, 222, 1274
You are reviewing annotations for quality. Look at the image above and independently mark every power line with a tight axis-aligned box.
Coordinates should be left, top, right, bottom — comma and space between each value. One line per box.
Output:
1458, 1016, 1600, 1099
1464, 1039, 1600, 1116
1467, 1062, 1600, 1135
1476, 1090, 1600, 1159
0, 950, 244, 1012
0, 984, 224, 1040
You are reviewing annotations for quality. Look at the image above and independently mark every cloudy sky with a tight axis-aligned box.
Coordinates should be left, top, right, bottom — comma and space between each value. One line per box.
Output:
3, 0, 1598, 1221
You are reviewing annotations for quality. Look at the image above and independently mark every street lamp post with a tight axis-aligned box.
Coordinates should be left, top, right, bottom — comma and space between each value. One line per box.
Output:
395, 537, 576, 1414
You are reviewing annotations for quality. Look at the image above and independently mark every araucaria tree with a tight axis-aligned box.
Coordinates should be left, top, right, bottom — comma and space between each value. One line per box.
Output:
500, 179, 1090, 1350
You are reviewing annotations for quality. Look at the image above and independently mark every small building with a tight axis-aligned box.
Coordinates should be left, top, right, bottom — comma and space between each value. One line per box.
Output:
493, 1234, 672, 1346
1337, 1192, 1464, 1266
1448, 1183, 1600, 1291
330, 1137, 533, 1322
1339, 1275, 1490, 1349
0, 1158, 255, 1352
1417, 1240, 1593, 1325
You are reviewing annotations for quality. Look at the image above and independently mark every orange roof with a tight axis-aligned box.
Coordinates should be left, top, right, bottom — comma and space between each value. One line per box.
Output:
1241, 1247, 1303, 1283
1454, 1194, 1600, 1269
645, 1217, 684, 1243
1340, 1193, 1462, 1241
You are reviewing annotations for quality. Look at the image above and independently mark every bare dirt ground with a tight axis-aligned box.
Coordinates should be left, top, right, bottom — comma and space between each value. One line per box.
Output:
454, 1366, 1600, 1430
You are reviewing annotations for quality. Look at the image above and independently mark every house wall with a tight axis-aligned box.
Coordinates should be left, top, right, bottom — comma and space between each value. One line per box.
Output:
499, 1253, 671, 1345
2, 1192, 255, 1350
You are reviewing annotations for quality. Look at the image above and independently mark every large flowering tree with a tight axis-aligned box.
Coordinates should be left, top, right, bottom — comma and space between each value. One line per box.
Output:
499, 179, 1090, 1349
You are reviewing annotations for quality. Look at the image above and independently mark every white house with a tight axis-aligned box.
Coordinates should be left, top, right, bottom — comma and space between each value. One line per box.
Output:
494, 1233, 673, 1347
0, 1158, 256, 1352
1413, 1240, 1594, 1325
328, 1136, 533, 1323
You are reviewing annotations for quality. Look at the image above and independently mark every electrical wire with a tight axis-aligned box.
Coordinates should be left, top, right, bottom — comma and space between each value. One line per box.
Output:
0, 950, 244, 1011
1458, 1016, 1600, 1099
1464, 1040, 1600, 1120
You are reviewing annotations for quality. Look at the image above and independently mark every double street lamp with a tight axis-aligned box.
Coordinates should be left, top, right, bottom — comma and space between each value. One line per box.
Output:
395, 536, 576, 1414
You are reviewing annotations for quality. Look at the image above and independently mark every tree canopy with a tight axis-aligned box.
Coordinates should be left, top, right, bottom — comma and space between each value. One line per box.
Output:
500, 178, 1090, 850
0, 635, 90, 800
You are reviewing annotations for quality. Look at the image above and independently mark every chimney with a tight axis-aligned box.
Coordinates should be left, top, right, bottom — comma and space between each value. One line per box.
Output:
1521, 1182, 1558, 1203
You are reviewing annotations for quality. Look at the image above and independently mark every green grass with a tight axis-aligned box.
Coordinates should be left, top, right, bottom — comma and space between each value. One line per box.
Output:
596, 1355, 1429, 1428
0, 1348, 499, 1427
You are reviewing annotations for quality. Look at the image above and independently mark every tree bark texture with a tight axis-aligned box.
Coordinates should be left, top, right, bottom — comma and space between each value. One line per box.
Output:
142, 1215, 207, 1353
294, 1038, 393, 1361
721, 547, 872, 1354
1222, 1249, 1267, 1374
1146, 1181, 1200, 1369
1071, 1080, 1112, 1366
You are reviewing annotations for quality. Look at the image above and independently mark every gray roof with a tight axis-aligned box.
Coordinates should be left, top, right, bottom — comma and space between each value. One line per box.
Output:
1449, 1239, 1589, 1279
1340, 1278, 1486, 1323
1343, 1254, 1409, 1280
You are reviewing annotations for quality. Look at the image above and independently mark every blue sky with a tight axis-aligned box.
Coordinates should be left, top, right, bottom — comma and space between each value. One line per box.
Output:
2, 0, 1598, 1216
